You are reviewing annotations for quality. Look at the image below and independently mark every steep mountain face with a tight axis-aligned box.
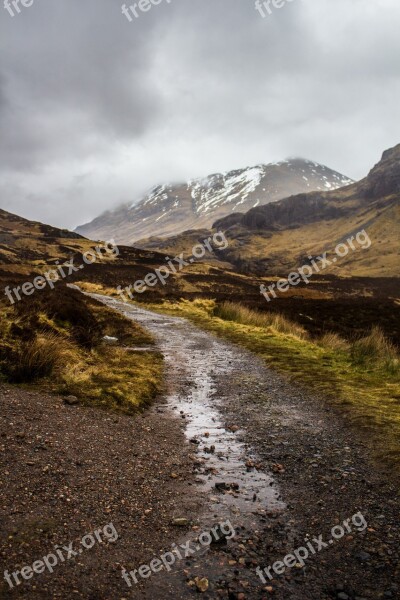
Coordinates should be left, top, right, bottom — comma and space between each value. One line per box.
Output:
139, 145, 400, 278
214, 144, 400, 233
211, 145, 400, 276
360, 145, 400, 199
75, 159, 353, 244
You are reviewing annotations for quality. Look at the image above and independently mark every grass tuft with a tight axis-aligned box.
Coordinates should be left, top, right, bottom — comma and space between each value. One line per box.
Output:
351, 325, 399, 374
214, 301, 307, 339
5, 332, 72, 383
0, 286, 163, 412
319, 332, 351, 352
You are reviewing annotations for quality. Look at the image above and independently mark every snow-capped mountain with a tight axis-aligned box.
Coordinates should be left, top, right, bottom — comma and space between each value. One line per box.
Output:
75, 159, 354, 244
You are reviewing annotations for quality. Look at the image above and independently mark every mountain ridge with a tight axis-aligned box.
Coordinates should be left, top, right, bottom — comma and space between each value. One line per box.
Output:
75, 158, 353, 244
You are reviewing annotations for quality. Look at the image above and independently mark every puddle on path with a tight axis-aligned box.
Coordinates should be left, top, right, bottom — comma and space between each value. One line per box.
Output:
90, 294, 285, 524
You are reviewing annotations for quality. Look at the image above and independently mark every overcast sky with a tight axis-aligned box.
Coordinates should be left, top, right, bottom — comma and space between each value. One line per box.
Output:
0, 0, 399, 229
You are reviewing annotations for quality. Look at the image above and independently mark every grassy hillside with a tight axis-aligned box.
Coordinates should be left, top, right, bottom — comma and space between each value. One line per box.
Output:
214, 197, 399, 277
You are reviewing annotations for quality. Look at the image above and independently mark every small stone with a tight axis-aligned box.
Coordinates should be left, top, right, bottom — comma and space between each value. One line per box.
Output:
271, 463, 285, 474
194, 577, 209, 593
355, 551, 371, 562
171, 518, 190, 527
103, 335, 118, 345
337, 594, 349, 600
208, 523, 233, 545
64, 395, 79, 406
215, 482, 228, 491
215, 482, 239, 492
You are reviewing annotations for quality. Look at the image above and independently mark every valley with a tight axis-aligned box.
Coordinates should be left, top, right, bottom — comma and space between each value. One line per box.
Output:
1, 293, 399, 599
0, 145, 399, 600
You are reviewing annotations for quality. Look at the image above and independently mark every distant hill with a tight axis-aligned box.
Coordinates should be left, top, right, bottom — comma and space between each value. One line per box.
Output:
0, 208, 261, 304
0, 207, 168, 274
0, 208, 85, 266
75, 159, 353, 244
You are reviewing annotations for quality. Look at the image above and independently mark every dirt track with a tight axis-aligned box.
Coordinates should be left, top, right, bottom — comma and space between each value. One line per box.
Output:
1, 297, 399, 599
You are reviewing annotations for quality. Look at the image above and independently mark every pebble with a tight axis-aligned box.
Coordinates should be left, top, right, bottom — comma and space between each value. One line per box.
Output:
171, 518, 190, 527
194, 577, 209, 593
355, 551, 372, 561
64, 395, 79, 406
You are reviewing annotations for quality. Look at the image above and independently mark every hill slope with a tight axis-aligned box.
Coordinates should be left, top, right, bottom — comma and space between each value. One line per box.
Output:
75, 159, 353, 244
0, 208, 264, 306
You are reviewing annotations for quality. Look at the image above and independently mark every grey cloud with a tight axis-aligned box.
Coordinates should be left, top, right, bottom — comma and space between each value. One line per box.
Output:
0, 0, 399, 229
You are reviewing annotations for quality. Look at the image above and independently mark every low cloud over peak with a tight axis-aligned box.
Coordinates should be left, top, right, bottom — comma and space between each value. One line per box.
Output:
0, 0, 399, 229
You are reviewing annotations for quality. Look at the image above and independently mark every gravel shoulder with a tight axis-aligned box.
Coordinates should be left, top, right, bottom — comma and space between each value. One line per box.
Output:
0, 386, 201, 599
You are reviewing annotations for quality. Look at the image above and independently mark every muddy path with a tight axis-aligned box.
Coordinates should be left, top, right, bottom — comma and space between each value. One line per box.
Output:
90, 294, 399, 600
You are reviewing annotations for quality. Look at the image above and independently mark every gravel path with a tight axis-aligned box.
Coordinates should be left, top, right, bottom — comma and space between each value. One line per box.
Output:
1, 296, 399, 599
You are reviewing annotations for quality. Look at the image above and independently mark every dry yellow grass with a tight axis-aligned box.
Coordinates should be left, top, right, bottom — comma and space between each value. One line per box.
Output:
0, 288, 163, 413
318, 332, 351, 352
351, 325, 399, 372
214, 301, 307, 339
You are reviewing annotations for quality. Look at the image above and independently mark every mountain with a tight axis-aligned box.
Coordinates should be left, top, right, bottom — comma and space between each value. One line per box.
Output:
138, 145, 400, 278
75, 159, 353, 244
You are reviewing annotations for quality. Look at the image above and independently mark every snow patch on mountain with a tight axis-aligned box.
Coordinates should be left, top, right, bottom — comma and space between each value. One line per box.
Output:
189, 166, 265, 214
